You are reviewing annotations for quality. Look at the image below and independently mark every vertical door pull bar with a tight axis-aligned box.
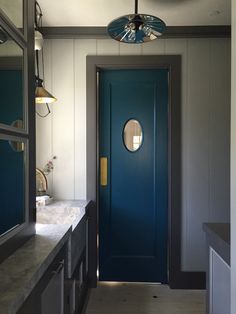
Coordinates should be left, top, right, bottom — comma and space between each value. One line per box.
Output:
100, 157, 108, 186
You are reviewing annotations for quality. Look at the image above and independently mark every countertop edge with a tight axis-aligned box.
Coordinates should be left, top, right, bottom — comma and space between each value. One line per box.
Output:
203, 223, 230, 266
0, 224, 72, 314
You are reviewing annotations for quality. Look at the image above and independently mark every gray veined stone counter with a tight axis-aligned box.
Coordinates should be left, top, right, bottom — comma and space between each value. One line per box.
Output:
36, 200, 91, 277
0, 224, 71, 314
36, 200, 90, 230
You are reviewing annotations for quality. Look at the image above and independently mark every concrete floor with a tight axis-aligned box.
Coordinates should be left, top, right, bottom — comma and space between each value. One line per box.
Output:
85, 282, 206, 314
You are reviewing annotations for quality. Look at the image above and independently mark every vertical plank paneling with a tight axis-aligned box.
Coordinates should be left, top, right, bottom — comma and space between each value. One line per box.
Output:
142, 39, 165, 55
231, 3, 236, 311
209, 38, 231, 222
36, 39, 53, 196
51, 39, 74, 199
185, 38, 211, 271
119, 42, 142, 55
74, 39, 97, 199
165, 39, 189, 271
97, 39, 119, 55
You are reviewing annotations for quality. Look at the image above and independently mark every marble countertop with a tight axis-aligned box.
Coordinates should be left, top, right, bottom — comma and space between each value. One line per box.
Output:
36, 200, 90, 230
203, 223, 230, 265
0, 224, 71, 314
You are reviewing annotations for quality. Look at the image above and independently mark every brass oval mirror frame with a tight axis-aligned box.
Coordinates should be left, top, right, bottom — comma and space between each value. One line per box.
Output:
123, 119, 143, 152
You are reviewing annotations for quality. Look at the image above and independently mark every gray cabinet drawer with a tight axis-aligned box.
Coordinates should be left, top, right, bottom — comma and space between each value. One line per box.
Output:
17, 245, 67, 314
41, 261, 64, 314
209, 248, 230, 314
71, 215, 87, 275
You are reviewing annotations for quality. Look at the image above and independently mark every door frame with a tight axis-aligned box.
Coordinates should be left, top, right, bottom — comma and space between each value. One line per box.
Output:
86, 55, 205, 289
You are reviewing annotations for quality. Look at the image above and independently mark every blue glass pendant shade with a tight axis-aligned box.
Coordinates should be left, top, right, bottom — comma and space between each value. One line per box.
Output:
107, 14, 166, 44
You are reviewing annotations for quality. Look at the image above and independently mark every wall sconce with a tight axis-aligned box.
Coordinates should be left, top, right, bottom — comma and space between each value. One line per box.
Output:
35, 1, 57, 118
35, 76, 57, 117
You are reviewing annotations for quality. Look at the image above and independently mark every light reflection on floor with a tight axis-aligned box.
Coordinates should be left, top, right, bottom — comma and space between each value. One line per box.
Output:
85, 282, 206, 314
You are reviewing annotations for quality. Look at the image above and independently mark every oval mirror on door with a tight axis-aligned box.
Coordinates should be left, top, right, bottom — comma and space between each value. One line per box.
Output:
123, 119, 143, 152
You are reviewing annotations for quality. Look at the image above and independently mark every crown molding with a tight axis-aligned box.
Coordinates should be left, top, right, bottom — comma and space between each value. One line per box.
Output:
41, 25, 231, 39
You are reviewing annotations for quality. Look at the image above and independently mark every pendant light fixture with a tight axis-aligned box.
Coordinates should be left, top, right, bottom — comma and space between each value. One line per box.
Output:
107, 0, 166, 44
35, 1, 57, 117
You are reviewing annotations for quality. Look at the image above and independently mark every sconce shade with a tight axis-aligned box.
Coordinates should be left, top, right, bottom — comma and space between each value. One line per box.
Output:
35, 77, 57, 104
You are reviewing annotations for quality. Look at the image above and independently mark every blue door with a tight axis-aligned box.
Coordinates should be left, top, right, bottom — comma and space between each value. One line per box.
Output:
99, 69, 168, 283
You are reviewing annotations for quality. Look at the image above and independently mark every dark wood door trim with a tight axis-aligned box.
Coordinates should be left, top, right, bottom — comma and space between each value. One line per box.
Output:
86, 55, 205, 289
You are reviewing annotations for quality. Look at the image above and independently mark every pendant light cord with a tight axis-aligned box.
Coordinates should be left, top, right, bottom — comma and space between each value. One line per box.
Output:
35, 1, 43, 30
35, 1, 55, 118
42, 48, 45, 82
35, 0, 46, 117
135, 0, 138, 14
36, 103, 51, 118
35, 46, 45, 81
36, 49, 39, 78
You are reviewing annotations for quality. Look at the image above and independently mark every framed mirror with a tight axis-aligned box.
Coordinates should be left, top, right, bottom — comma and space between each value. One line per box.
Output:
0, 0, 34, 264
0, 135, 27, 237
0, 26, 24, 130
0, 0, 23, 33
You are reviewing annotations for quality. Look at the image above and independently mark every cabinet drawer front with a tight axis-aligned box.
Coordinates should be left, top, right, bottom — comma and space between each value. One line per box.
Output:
209, 248, 230, 314
41, 261, 64, 314
71, 215, 86, 274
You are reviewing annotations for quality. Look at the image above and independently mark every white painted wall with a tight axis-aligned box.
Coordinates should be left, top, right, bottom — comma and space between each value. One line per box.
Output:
36, 37, 230, 272
231, 1, 236, 313
0, 40, 22, 56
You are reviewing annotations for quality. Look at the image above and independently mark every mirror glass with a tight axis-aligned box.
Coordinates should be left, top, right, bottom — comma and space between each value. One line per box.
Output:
0, 0, 23, 32
0, 137, 25, 236
0, 26, 24, 129
123, 119, 143, 152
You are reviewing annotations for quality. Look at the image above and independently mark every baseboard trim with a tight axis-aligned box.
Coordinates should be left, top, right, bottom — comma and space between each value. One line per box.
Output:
169, 271, 206, 289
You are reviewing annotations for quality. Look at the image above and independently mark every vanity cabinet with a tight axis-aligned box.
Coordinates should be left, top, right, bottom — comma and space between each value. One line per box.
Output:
209, 248, 230, 314
18, 245, 67, 314
41, 260, 64, 314
203, 223, 230, 314
33, 200, 97, 314
65, 215, 89, 314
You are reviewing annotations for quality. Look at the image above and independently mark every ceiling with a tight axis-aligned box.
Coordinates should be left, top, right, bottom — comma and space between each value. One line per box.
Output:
39, 0, 231, 27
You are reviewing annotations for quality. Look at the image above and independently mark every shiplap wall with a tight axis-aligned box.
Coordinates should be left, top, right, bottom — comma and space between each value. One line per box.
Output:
231, 1, 236, 311
36, 37, 230, 272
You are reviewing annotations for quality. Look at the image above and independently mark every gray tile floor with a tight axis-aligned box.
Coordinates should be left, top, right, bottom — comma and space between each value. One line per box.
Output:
85, 282, 206, 314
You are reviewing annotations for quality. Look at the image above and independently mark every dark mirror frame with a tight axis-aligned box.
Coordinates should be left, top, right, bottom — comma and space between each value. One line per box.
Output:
0, 0, 26, 38
0, 55, 25, 130
0, 0, 36, 263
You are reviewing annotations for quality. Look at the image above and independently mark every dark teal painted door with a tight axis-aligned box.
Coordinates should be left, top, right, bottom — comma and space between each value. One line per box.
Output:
99, 69, 168, 283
